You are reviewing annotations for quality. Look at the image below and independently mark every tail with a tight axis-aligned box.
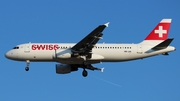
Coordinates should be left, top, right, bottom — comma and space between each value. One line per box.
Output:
140, 19, 172, 45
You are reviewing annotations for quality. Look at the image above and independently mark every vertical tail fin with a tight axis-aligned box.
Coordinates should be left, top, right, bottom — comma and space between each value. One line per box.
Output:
141, 19, 172, 44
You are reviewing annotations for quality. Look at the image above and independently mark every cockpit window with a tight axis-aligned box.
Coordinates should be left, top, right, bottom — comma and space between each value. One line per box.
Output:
13, 47, 19, 49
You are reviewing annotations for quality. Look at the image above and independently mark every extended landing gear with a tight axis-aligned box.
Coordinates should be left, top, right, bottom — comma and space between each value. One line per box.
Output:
82, 69, 88, 77
25, 60, 30, 71
25, 67, 29, 71
81, 63, 105, 77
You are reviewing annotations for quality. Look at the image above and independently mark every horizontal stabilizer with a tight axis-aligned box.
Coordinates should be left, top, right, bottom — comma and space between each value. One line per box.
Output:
152, 38, 174, 50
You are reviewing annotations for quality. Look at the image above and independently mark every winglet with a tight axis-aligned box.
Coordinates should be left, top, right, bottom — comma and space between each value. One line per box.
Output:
101, 68, 104, 72
104, 22, 110, 27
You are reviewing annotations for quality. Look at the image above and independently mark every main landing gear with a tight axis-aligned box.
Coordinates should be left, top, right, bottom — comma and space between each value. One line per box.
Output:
25, 60, 30, 71
81, 64, 104, 77
82, 69, 88, 77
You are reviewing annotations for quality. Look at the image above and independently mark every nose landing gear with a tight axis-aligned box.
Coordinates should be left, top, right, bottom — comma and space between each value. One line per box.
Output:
25, 60, 30, 71
25, 67, 29, 71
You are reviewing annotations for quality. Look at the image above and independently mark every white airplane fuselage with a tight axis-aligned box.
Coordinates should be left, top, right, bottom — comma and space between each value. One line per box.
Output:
5, 43, 175, 64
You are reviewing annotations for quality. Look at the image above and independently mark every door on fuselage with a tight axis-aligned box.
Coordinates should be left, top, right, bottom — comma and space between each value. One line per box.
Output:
137, 44, 142, 54
24, 43, 30, 53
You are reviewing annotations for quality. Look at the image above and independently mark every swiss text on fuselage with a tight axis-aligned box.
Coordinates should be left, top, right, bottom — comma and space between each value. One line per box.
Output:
32, 44, 59, 50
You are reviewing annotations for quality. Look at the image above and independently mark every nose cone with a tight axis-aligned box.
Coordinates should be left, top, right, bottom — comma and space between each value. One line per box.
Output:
5, 50, 18, 60
5, 51, 11, 59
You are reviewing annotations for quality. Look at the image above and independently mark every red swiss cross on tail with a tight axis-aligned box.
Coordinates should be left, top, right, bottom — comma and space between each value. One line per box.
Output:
145, 19, 171, 40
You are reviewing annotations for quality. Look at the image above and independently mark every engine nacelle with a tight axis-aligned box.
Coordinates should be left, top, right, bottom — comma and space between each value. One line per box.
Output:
56, 64, 78, 74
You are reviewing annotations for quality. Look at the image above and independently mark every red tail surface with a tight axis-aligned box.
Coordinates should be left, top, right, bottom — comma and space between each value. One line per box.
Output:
145, 19, 171, 40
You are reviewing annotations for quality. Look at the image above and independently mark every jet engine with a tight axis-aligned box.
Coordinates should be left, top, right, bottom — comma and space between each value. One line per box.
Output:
56, 64, 78, 74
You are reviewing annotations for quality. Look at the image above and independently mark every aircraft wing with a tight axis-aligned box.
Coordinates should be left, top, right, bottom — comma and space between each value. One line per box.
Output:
71, 22, 109, 57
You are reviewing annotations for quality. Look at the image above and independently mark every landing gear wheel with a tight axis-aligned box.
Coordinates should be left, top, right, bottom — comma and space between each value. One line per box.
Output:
82, 69, 88, 77
25, 67, 29, 71
25, 60, 30, 71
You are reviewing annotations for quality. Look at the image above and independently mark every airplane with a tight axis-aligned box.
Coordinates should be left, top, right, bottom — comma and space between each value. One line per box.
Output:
5, 19, 175, 77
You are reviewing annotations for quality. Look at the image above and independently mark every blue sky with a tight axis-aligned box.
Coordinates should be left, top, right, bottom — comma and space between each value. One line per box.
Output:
1, 0, 180, 101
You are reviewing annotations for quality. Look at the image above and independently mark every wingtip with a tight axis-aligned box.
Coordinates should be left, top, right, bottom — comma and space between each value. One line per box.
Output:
101, 68, 104, 72
104, 22, 110, 27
